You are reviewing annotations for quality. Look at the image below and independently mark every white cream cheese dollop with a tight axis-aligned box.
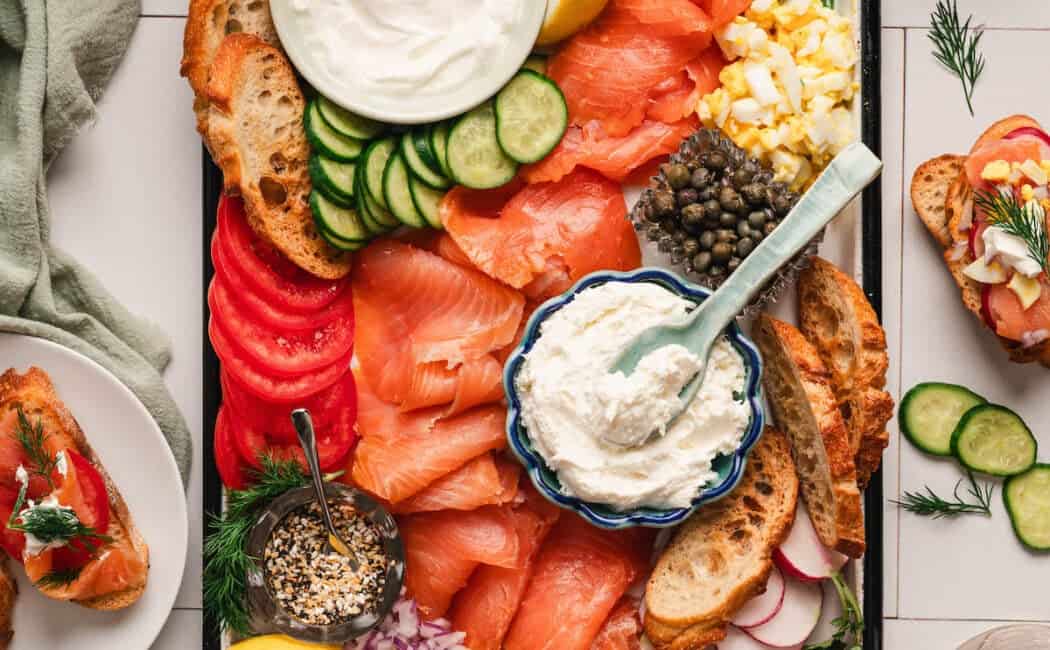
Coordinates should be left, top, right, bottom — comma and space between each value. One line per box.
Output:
515, 282, 750, 511
290, 0, 522, 98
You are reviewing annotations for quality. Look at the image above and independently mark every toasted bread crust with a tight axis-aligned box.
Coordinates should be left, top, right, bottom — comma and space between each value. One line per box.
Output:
0, 368, 149, 610
754, 316, 865, 558
912, 114, 1050, 367
206, 34, 352, 280
0, 561, 14, 649
644, 428, 799, 649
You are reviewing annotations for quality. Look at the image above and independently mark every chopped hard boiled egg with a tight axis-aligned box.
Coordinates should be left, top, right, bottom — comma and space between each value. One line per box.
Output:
700, 0, 858, 189
963, 258, 1008, 284
1008, 273, 1042, 310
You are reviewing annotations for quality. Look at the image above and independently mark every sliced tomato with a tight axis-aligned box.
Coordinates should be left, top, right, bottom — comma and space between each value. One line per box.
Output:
208, 279, 355, 377
211, 233, 356, 332
214, 407, 251, 490
226, 392, 356, 473
221, 368, 356, 445
47, 449, 112, 569
209, 317, 352, 403
0, 486, 24, 562
216, 196, 346, 312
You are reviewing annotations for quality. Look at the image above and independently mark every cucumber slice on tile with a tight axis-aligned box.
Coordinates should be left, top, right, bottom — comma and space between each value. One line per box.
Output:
409, 173, 446, 229
361, 137, 398, 210
447, 103, 518, 189
304, 100, 365, 162
429, 121, 453, 178
383, 151, 427, 228
494, 69, 568, 164
400, 131, 451, 190
899, 382, 987, 456
317, 95, 385, 140
1004, 464, 1050, 551
311, 191, 369, 245
951, 404, 1037, 476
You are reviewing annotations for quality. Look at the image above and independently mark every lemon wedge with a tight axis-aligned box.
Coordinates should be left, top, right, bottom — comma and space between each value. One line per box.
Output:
230, 636, 339, 650
537, 0, 609, 46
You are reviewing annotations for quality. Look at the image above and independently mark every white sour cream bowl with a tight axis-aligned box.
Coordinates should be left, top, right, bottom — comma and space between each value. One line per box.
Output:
270, 0, 547, 123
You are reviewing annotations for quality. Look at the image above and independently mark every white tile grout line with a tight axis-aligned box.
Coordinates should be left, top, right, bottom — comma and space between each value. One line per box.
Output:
895, 617, 1050, 624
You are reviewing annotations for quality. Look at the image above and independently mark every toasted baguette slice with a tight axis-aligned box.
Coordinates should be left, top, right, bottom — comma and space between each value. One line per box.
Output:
753, 315, 865, 558
206, 33, 352, 280
0, 368, 149, 610
644, 428, 799, 649
0, 561, 13, 649
181, 0, 281, 136
912, 115, 1050, 367
798, 257, 894, 488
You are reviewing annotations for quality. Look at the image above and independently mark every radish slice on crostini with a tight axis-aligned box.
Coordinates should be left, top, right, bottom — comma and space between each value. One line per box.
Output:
772, 502, 848, 582
805, 579, 845, 648
732, 565, 786, 629
743, 577, 824, 648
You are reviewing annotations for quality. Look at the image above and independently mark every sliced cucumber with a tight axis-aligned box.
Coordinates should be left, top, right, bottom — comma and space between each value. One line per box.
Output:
429, 122, 453, 178
522, 55, 549, 76
1004, 464, 1050, 551
319, 226, 368, 251
409, 174, 446, 229
317, 95, 385, 140
309, 155, 355, 204
899, 382, 987, 456
304, 100, 365, 162
951, 404, 1037, 476
311, 191, 369, 245
413, 128, 444, 177
494, 70, 568, 164
383, 151, 427, 228
447, 103, 519, 189
361, 137, 398, 210
400, 132, 451, 190
356, 163, 399, 231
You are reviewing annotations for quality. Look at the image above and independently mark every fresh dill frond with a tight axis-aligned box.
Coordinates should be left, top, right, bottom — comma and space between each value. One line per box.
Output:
203, 456, 307, 635
821, 0, 834, 9
803, 572, 863, 650
15, 406, 56, 488
974, 190, 1050, 278
7, 499, 112, 547
893, 470, 994, 519
928, 0, 986, 116
35, 567, 82, 589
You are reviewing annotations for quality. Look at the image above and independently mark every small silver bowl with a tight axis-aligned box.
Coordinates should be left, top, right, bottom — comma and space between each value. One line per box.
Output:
246, 483, 405, 643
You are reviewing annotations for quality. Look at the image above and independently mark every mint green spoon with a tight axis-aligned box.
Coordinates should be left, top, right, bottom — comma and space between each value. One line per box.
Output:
611, 143, 882, 442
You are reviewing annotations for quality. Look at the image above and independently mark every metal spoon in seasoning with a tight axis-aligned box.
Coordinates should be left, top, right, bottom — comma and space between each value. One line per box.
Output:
611, 142, 883, 442
292, 408, 360, 571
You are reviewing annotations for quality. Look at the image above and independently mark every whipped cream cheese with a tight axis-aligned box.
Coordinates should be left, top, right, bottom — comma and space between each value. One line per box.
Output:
515, 282, 750, 511
290, 0, 523, 98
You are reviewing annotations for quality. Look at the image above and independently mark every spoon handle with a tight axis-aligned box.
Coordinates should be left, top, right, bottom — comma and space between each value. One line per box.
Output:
292, 409, 338, 533
682, 142, 883, 347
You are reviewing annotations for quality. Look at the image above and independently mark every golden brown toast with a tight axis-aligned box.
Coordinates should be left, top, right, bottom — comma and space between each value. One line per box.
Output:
0, 368, 149, 610
644, 428, 799, 649
0, 561, 14, 649
911, 115, 1050, 367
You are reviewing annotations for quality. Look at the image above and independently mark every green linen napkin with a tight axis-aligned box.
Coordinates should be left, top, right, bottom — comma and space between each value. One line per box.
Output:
0, 0, 192, 485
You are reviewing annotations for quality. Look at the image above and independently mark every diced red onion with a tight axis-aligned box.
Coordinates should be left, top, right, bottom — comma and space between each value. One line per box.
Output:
948, 242, 969, 261
345, 597, 468, 650
1021, 329, 1049, 348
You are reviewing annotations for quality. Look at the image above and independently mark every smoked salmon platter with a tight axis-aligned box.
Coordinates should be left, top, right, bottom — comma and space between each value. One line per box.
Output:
191, 1, 886, 649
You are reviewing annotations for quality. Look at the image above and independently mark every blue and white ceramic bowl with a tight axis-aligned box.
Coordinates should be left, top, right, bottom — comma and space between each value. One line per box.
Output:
503, 268, 765, 529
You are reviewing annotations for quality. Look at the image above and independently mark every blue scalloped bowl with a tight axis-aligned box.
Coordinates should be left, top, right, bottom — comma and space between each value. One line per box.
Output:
503, 268, 765, 529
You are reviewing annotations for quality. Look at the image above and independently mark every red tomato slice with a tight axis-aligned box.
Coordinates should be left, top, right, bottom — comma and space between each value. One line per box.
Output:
48, 449, 112, 569
209, 317, 352, 403
208, 279, 355, 377
211, 233, 356, 332
221, 369, 356, 445
216, 196, 346, 312
0, 486, 24, 562
226, 392, 356, 473
214, 407, 251, 490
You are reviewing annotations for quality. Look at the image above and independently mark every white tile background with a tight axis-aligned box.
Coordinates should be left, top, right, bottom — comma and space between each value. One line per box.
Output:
38, 0, 1050, 647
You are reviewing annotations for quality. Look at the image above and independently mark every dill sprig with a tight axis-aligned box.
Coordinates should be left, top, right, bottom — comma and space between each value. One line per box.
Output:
803, 572, 863, 650
203, 456, 308, 636
974, 190, 1050, 277
928, 0, 986, 116
893, 470, 994, 519
15, 406, 57, 489
5, 477, 113, 549
35, 567, 83, 589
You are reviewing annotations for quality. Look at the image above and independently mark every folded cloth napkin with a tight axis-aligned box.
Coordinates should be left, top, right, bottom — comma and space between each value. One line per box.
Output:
0, 0, 192, 485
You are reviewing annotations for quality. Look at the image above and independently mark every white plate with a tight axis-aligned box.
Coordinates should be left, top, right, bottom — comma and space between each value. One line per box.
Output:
0, 334, 188, 650
268, 0, 547, 124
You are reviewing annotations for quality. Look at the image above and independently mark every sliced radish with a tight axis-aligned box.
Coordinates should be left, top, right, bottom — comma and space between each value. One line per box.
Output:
805, 579, 844, 646
773, 502, 847, 582
732, 565, 786, 629
1003, 126, 1050, 147
721, 625, 791, 649
744, 577, 823, 648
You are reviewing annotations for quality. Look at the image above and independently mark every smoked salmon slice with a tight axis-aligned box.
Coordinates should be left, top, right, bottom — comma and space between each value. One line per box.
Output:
522, 119, 699, 184
447, 488, 562, 650
590, 598, 644, 650
985, 279, 1050, 342
647, 48, 725, 123
617, 0, 713, 37
503, 517, 652, 650
548, 1, 710, 137
400, 506, 522, 619
390, 453, 520, 515
442, 169, 641, 301
695, 0, 752, 28
964, 136, 1048, 190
